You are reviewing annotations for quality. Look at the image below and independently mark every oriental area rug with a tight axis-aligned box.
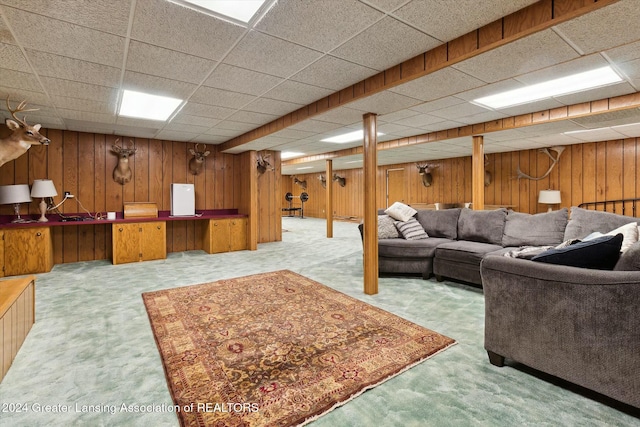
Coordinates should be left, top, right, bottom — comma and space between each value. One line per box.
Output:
142, 270, 456, 427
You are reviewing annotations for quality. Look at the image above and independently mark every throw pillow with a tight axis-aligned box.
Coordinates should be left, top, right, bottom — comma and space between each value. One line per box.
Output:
531, 234, 623, 270
415, 208, 460, 239
385, 202, 417, 222
457, 208, 507, 245
378, 215, 400, 239
614, 241, 640, 271
395, 218, 429, 240
582, 222, 638, 253
564, 207, 637, 241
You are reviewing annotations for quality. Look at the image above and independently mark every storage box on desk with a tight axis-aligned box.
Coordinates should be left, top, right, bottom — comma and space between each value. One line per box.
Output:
124, 202, 158, 219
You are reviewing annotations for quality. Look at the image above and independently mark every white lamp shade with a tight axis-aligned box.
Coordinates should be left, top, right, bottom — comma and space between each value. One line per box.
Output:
0, 184, 32, 204
538, 190, 561, 204
31, 179, 58, 198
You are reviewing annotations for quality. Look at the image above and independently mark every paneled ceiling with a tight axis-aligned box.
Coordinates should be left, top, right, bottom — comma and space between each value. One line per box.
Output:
1, 0, 639, 175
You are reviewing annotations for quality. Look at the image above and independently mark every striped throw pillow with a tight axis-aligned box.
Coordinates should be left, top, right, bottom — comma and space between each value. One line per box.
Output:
395, 218, 429, 240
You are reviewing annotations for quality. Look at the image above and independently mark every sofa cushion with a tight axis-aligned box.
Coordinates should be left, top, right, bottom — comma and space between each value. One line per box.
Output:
502, 208, 568, 247
378, 237, 452, 258
385, 202, 417, 222
378, 215, 400, 239
395, 217, 429, 240
613, 241, 640, 271
415, 208, 460, 239
564, 207, 637, 241
435, 240, 504, 265
457, 208, 507, 245
531, 234, 623, 270
582, 221, 638, 253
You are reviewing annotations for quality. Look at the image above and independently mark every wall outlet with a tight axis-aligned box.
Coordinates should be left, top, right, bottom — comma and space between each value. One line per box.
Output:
64, 191, 74, 198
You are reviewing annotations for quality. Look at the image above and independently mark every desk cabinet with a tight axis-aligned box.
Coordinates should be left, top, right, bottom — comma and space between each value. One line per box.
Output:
2, 228, 53, 277
112, 222, 166, 265
0, 275, 35, 382
203, 218, 247, 254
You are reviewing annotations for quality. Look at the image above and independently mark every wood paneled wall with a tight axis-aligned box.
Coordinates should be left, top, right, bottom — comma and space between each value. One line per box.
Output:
282, 137, 640, 219
0, 128, 280, 263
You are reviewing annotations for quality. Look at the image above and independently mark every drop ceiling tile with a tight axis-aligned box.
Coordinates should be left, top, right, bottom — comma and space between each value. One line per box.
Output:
452, 30, 579, 83
393, 113, 445, 128
0, 15, 15, 44
1, 0, 132, 36
483, 129, 527, 142
3, 7, 125, 67
224, 31, 323, 78
0, 88, 49, 107
171, 113, 219, 128
570, 109, 640, 129
553, 82, 636, 106
390, 68, 485, 101
393, 0, 537, 42
213, 121, 257, 132
263, 80, 333, 104
378, 108, 421, 123
226, 110, 279, 125
40, 77, 119, 104
291, 55, 378, 90
605, 40, 640, 64
131, 0, 245, 61
616, 59, 640, 87
454, 110, 509, 125
289, 119, 343, 133
331, 16, 440, 71
28, 50, 121, 87
451, 79, 524, 102
255, 0, 383, 52
556, 1, 640, 55
205, 127, 244, 137
271, 128, 318, 139
495, 98, 565, 117
0, 43, 30, 72
614, 122, 640, 138
126, 41, 217, 84
429, 102, 492, 120
50, 96, 115, 114
0, 68, 42, 92
59, 109, 115, 124
313, 106, 365, 125
422, 119, 465, 132
123, 71, 197, 99
162, 122, 209, 134
191, 134, 226, 144
345, 90, 422, 115
244, 97, 303, 116
203, 64, 284, 96
190, 86, 256, 109
180, 102, 235, 119
527, 133, 583, 145
155, 129, 199, 142
111, 123, 161, 138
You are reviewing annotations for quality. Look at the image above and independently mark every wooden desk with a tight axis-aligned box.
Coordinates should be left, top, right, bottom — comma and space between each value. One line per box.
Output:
0, 275, 35, 383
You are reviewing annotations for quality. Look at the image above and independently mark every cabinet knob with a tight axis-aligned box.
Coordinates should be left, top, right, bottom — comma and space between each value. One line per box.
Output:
119, 228, 123, 232
157, 225, 161, 230
36, 232, 42, 237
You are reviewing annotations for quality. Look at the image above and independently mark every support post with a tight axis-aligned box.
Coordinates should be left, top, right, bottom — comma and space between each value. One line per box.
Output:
472, 136, 485, 211
326, 159, 333, 238
363, 113, 378, 295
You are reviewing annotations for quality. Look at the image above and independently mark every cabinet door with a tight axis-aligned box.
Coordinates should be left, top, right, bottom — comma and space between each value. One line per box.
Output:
208, 219, 231, 254
141, 222, 166, 261
4, 228, 53, 276
229, 218, 247, 251
112, 223, 141, 265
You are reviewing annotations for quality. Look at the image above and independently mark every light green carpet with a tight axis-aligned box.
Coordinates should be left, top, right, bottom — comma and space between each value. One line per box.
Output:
0, 217, 637, 426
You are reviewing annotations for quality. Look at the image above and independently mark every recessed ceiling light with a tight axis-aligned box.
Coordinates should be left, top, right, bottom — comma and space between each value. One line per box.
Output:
473, 66, 623, 109
173, 0, 268, 23
321, 130, 385, 143
281, 151, 305, 160
118, 90, 182, 121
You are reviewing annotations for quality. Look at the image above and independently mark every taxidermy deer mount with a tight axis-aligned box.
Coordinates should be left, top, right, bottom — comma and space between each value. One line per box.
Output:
416, 163, 439, 187
332, 173, 346, 187
188, 143, 210, 175
111, 138, 136, 185
516, 146, 566, 180
256, 152, 273, 174
318, 174, 326, 189
1, 97, 50, 167
292, 175, 307, 190
484, 155, 492, 187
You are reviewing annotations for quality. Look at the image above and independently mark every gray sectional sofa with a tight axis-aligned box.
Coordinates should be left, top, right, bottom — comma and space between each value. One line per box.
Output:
360, 206, 640, 409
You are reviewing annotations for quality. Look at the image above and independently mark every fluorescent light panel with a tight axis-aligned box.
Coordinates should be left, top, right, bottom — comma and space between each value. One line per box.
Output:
473, 66, 622, 109
321, 130, 385, 143
118, 90, 182, 121
563, 122, 640, 135
281, 151, 305, 160
177, 0, 267, 23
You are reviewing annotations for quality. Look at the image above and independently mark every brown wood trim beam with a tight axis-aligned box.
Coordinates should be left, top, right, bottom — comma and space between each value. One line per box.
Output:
326, 159, 333, 238
283, 91, 640, 166
363, 113, 378, 295
472, 136, 485, 210
221, 0, 616, 153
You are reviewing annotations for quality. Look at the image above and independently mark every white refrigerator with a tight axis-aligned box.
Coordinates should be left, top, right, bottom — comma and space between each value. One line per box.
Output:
170, 183, 195, 216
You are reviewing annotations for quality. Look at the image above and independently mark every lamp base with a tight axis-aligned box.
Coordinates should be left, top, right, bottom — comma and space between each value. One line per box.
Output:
11, 203, 28, 223
38, 198, 49, 222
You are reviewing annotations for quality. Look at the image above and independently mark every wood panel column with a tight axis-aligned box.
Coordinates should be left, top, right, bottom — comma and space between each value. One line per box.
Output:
326, 159, 333, 238
472, 136, 485, 211
363, 113, 378, 295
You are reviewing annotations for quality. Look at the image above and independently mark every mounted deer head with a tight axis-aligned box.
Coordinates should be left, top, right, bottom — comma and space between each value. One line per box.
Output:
332, 173, 346, 187
0, 97, 50, 167
188, 143, 210, 175
416, 163, 439, 187
111, 138, 137, 185
516, 146, 566, 180
292, 175, 307, 190
318, 174, 326, 189
256, 152, 273, 174
484, 155, 492, 187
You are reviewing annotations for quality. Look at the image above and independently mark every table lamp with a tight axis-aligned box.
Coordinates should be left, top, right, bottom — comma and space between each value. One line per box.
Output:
31, 179, 58, 222
538, 190, 561, 212
0, 184, 32, 222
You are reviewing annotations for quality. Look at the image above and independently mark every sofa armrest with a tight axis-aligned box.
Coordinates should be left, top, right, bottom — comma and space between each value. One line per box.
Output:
480, 255, 640, 408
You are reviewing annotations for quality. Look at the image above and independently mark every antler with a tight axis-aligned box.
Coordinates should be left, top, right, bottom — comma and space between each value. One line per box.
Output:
516, 146, 566, 180
6, 96, 38, 127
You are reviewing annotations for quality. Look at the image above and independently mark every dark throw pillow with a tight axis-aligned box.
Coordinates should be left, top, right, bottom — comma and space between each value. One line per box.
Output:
531, 234, 623, 270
